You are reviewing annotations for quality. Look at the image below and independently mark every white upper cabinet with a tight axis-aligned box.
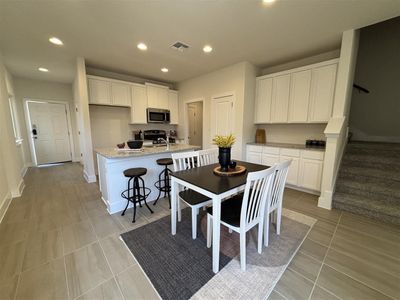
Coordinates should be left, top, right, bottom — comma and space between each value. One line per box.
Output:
168, 90, 179, 125
254, 59, 338, 124
146, 83, 169, 110
254, 78, 273, 123
88, 77, 111, 105
288, 70, 311, 123
308, 64, 337, 123
111, 82, 131, 107
130, 85, 148, 124
271, 74, 290, 123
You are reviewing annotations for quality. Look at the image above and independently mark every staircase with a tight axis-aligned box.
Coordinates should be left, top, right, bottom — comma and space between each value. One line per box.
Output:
333, 141, 400, 225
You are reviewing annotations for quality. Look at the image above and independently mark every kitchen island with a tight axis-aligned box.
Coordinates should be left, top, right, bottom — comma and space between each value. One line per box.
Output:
95, 144, 200, 214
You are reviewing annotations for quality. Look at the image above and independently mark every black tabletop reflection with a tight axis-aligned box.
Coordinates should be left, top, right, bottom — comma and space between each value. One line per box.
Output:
171, 161, 270, 195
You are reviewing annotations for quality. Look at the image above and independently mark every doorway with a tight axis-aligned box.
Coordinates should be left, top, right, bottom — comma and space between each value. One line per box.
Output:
25, 100, 74, 165
186, 101, 203, 147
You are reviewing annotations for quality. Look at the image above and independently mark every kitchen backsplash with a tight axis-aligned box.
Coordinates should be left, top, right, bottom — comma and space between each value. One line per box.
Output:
256, 124, 326, 144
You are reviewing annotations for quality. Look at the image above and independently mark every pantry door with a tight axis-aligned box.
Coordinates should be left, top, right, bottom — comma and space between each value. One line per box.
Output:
27, 101, 72, 165
211, 93, 237, 158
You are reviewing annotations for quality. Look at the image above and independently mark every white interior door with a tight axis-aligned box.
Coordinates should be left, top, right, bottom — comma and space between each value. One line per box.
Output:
28, 101, 72, 165
211, 94, 236, 156
188, 103, 202, 147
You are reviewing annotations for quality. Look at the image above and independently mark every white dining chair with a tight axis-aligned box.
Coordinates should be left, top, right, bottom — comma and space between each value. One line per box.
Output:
198, 148, 219, 166
206, 166, 276, 271
171, 151, 213, 239
264, 159, 291, 247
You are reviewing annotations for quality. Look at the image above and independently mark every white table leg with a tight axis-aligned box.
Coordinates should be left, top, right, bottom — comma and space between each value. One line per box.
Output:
212, 195, 221, 273
171, 177, 177, 235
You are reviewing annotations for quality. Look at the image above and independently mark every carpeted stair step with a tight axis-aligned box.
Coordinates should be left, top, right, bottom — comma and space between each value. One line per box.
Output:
335, 174, 400, 205
341, 153, 400, 168
338, 164, 400, 182
333, 191, 400, 225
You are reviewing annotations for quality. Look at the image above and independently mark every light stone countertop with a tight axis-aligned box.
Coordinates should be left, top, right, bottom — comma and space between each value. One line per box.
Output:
95, 144, 201, 159
247, 142, 325, 152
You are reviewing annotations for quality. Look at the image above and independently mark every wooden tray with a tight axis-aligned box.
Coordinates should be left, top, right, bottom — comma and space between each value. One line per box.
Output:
213, 165, 247, 177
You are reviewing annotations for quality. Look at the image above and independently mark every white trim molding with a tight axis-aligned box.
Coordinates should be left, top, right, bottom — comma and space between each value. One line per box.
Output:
0, 192, 12, 224
83, 169, 97, 183
11, 179, 25, 198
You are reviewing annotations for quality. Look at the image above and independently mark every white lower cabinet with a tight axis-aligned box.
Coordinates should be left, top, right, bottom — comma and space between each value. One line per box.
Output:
280, 155, 299, 186
246, 145, 324, 192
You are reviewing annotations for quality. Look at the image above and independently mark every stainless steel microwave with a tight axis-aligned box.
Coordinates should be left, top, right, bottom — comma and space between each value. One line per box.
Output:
147, 108, 170, 123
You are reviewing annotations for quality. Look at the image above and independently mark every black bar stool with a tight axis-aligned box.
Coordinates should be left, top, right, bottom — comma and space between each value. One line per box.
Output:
153, 158, 173, 208
121, 167, 153, 222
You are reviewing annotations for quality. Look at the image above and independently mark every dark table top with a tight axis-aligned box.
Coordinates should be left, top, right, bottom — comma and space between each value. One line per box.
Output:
171, 161, 269, 195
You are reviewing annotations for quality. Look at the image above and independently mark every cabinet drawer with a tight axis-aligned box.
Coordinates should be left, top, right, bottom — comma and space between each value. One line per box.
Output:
262, 146, 280, 155
302, 150, 324, 160
247, 145, 263, 153
280, 148, 300, 157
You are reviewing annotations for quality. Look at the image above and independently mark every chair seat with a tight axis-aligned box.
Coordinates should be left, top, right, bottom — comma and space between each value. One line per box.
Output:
179, 189, 211, 206
123, 167, 147, 177
207, 194, 244, 227
156, 158, 173, 166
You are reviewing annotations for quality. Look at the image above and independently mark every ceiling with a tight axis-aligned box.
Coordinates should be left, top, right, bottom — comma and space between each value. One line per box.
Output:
0, 1, 399, 84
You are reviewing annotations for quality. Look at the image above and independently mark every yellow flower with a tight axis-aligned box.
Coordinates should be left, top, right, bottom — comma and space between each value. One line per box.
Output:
212, 134, 236, 148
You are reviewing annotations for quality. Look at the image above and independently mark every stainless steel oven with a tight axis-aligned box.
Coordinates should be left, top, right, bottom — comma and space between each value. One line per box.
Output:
147, 108, 170, 123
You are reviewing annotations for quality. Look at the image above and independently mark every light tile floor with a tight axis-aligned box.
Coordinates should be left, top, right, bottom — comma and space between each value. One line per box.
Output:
0, 163, 399, 300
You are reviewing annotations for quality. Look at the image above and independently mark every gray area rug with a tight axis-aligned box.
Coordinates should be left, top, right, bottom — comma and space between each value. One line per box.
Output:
121, 208, 314, 300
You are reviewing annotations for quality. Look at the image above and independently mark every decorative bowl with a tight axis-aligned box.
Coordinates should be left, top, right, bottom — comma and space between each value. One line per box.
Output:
127, 140, 143, 149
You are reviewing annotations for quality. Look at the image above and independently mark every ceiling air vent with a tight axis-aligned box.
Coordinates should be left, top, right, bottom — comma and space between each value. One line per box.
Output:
171, 41, 190, 52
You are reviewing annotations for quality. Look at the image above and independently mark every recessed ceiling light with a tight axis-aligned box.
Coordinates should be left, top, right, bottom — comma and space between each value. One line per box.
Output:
137, 43, 148, 51
161, 68, 169, 73
49, 37, 63, 45
263, 0, 276, 3
38, 67, 49, 72
203, 45, 213, 53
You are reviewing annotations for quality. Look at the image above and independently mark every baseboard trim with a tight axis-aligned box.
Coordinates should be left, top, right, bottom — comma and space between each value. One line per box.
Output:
285, 184, 320, 196
11, 179, 25, 198
83, 170, 97, 183
318, 191, 333, 210
0, 192, 12, 224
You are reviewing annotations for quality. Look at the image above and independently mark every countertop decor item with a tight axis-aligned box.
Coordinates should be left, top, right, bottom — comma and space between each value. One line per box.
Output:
117, 142, 125, 149
213, 165, 246, 177
127, 140, 143, 149
255, 129, 266, 144
213, 134, 236, 172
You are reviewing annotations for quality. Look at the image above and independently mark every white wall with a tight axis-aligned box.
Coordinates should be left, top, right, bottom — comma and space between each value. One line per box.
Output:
257, 124, 327, 144
73, 57, 96, 183
0, 54, 25, 221
261, 50, 340, 76
349, 17, 400, 142
177, 61, 256, 159
13, 77, 80, 163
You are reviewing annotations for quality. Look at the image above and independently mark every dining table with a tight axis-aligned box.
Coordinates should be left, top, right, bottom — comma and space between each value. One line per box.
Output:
170, 160, 269, 273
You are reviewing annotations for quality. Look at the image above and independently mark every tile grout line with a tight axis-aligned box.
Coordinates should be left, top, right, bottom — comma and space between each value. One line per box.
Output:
272, 288, 289, 300
307, 211, 342, 300
61, 228, 71, 300
84, 204, 127, 300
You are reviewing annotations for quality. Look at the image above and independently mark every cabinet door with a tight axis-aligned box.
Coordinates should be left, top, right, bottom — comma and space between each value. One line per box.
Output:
158, 87, 169, 110
299, 158, 323, 191
271, 74, 290, 123
246, 151, 262, 164
146, 85, 158, 108
288, 70, 311, 123
261, 153, 280, 167
168, 91, 179, 125
111, 82, 131, 107
254, 78, 273, 123
130, 85, 148, 124
88, 78, 111, 105
280, 155, 299, 186
309, 64, 337, 123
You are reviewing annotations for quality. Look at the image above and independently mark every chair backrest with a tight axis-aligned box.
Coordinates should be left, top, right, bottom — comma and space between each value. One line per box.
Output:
171, 151, 199, 172
240, 166, 276, 228
269, 160, 291, 211
198, 148, 219, 166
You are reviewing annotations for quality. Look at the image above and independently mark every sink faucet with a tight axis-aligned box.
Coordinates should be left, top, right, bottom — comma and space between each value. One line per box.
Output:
157, 137, 170, 150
